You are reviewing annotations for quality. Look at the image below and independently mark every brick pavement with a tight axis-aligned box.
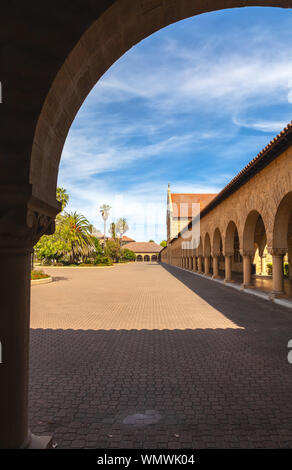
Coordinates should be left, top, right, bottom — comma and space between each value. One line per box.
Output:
29, 263, 292, 448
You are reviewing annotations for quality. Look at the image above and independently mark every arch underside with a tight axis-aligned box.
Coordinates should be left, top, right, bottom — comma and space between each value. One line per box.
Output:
27, 0, 292, 207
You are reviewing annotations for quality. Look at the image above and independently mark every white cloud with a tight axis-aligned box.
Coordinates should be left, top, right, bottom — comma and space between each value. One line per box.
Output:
232, 117, 289, 133
58, 10, 292, 242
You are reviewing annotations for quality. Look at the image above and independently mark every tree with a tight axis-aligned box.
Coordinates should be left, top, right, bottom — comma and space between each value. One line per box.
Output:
92, 237, 103, 255
62, 211, 94, 263
149, 239, 155, 243
122, 248, 136, 262
57, 187, 69, 212
104, 239, 121, 262
109, 222, 117, 240
100, 204, 111, 247
160, 240, 167, 247
116, 218, 129, 245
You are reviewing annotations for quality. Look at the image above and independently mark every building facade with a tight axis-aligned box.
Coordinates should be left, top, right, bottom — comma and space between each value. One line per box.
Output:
161, 122, 292, 298
125, 242, 163, 262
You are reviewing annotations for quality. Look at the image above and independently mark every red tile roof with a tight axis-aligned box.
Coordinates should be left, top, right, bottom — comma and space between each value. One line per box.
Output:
124, 242, 163, 253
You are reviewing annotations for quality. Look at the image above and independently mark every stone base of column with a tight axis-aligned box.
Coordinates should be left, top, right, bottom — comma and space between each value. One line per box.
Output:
269, 291, 286, 299
22, 431, 53, 449
204, 273, 212, 277
212, 274, 221, 280
241, 283, 253, 290
224, 278, 235, 284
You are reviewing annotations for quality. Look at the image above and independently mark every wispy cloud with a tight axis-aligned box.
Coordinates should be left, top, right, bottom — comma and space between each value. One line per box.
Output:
59, 8, 292, 241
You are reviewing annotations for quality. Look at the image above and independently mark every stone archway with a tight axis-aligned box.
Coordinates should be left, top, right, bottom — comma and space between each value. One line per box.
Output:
212, 227, 224, 279
203, 232, 211, 276
271, 191, 292, 294
224, 221, 241, 283
242, 210, 267, 287
1, 0, 292, 450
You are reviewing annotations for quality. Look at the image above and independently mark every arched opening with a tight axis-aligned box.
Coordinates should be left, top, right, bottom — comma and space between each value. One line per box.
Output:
144, 255, 150, 262
29, 1, 291, 207
196, 237, 204, 273
1, 1, 292, 451
242, 210, 268, 289
136, 255, 143, 262
212, 228, 224, 279
204, 233, 212, 276
272, 191, 292, 296
225, 221, 242, 283
151, 255, 158, 262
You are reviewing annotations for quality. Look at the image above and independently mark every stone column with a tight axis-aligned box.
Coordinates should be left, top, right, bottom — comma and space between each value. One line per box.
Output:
224, 254, 232, 283
212, 255, 219, 279
0, 189, 60, 449
197, 256, 203, 273
270, 249, 286, 297
193, 256, 197, 272
204, 256, 210, 276
241, 252, 253, 289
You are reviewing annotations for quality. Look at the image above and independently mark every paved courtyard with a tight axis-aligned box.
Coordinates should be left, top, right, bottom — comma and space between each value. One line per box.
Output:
30, 263, 292, 448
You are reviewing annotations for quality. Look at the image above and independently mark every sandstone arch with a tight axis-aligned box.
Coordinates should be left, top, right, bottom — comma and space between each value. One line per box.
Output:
273, 191, 292, 251
1, 0, 292, 450
26, 0, 292, 207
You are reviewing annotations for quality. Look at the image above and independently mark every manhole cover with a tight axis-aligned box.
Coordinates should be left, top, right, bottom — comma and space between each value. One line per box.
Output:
123, 410, 162, 426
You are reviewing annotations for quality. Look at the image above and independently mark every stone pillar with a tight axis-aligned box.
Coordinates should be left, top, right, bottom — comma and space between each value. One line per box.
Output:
242, 252, 253, 289
197, 256, 203, 273
224, 254, 232, 283
212, 255, 219, 279
270, 249, 286, 297
204, 256, 210, 276
0, 190, 59, 449
193, 256, 197, 272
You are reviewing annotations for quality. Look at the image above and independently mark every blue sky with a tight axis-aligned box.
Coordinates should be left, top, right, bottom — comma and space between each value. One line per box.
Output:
59, 7, 292, 242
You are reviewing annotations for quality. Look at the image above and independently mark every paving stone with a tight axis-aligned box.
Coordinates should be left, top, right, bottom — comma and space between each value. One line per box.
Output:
29, 264, 292, 448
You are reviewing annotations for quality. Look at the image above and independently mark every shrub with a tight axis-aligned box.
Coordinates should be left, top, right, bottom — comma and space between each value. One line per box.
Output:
266, 263, 273, 276
266, 263, 289, 277
94, 255, 113, 266
31, 270, 50, 280
121, 248, 136, 262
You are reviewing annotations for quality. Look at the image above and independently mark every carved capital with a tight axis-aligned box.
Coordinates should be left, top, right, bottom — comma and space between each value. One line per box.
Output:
267, 247, 287, 257
0, 185, 61, 253
241, 250, 254, 258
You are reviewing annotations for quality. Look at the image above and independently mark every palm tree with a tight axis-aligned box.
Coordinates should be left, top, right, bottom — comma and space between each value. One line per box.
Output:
63, 211, 94, 263
109, 222, 117, 240
116, 218, 129, 246
57, 187, 69, 212
100, 204, 111, 247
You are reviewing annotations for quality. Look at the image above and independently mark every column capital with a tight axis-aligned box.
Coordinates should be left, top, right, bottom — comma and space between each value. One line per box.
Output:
241, 250, 254, 257
267, 247, 287, 256
223, 251, 233, 257
212, 252, 220, 258
0, 185, 61, 253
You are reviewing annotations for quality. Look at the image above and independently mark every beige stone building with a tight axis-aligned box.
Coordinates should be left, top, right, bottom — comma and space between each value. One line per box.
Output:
125, 242, 163, 262
161, 122, 292, 297
167, 185, 216, 242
